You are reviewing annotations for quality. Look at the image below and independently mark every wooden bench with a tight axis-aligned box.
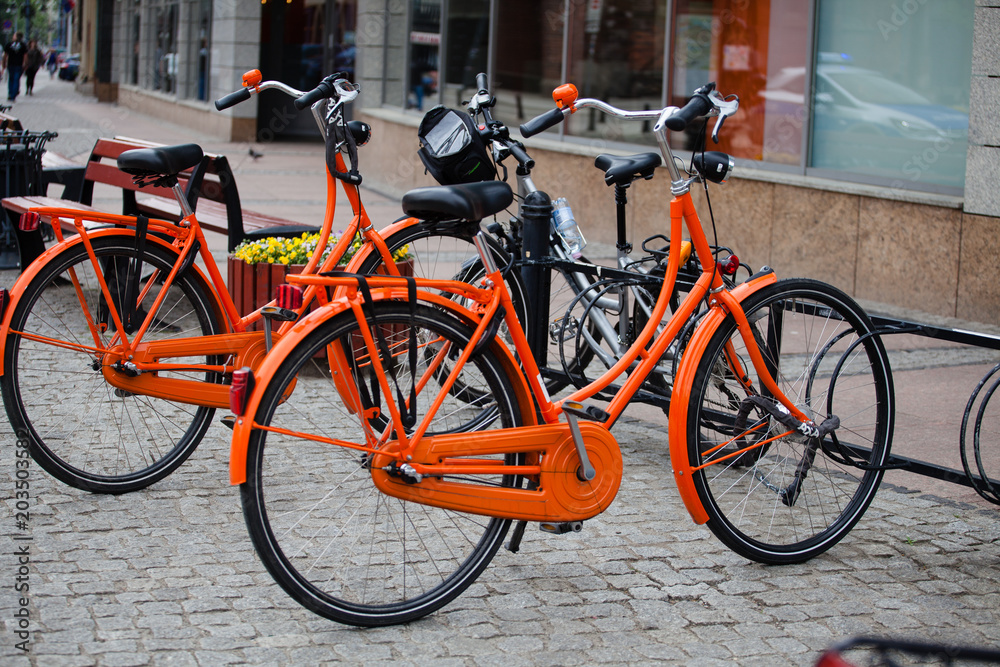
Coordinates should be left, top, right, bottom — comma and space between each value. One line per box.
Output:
0, 112, 23, 131
41, 151, 87, 200
3, 136, 319, 267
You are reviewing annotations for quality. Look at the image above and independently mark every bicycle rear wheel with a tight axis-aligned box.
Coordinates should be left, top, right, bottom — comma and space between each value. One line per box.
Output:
1, 236, 223, 493
240, 302, 526, 626
685, 279, 893, 564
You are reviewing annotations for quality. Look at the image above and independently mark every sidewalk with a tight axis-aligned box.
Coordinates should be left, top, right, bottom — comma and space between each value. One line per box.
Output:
0, 77, 997, 666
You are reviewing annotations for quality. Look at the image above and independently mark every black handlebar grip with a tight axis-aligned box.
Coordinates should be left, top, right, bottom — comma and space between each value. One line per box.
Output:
476, 72, 489, 93
507, 142, 535, 170
294, 80, 334, 110
520, 107, 566, 138
214, 87, 252, 111
665, 92, 713, 132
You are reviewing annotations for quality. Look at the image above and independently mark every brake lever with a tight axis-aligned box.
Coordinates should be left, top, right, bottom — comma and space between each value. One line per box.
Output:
708, 91, 739, 144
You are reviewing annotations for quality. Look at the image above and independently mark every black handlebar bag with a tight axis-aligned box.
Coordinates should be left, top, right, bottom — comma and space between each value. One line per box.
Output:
417, 106, 496, 185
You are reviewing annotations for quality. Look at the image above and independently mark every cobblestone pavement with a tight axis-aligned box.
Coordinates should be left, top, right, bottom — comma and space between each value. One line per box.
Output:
0, 76, 998, 666
0, 413, 998, 666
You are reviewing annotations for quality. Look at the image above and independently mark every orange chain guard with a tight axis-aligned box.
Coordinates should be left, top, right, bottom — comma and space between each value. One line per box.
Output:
370, 421, 622, 522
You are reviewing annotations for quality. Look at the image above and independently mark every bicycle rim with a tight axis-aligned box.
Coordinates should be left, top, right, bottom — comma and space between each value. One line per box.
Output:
241, 303, 524, 626
687, 279, 893, 564
1, 237, 221, 493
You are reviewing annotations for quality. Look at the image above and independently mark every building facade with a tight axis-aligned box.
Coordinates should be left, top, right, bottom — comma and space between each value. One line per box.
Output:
92, 0, 1000, 324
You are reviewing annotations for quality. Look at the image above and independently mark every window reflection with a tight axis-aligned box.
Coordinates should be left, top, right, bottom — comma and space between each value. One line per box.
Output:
152, 2, 178, 94
493, 0, 564, 133
810, 0, 972, 188
563, 0, 666, 145
444, 0, 489, 99
403, 0, 972, 191
409, 0, 440, 110
671, 0, 809, 162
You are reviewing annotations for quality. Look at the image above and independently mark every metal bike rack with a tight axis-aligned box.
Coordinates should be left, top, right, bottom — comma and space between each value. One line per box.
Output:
871, 315, 1000, 505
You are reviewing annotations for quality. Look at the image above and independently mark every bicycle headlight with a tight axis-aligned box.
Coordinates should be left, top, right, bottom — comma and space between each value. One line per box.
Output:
347, 120, 372, 147
693, 151, 735, 184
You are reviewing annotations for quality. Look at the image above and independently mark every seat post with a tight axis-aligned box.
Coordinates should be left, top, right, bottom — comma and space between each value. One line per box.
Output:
614, 184, 630, 254
614, 183, 632, 344
172, 182, 194, 218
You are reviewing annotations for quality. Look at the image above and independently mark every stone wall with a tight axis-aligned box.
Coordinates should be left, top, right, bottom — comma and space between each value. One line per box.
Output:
966, 2, 1000, 217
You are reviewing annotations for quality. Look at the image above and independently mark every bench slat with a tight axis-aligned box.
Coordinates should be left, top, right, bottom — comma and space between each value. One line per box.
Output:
4, 136, 316, 267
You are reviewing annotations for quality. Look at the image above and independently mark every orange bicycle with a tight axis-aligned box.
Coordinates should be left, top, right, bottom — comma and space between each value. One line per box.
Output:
0, 71, 497, 493
227, 82, 895, 626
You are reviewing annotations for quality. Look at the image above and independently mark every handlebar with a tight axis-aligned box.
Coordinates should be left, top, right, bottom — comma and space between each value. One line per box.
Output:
521, 82, 737, 138
664, 83, 715, 132
213, 71, 358, 112
214, 87, 251, 111
506, 142, 534, 170
214, 70, 364, 186
519, 107, 566, 138
465, 72, 535, 172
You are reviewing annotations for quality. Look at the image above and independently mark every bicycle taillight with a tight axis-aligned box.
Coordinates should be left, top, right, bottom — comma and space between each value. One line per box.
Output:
0, 288, 8, 321
19, 211, 40, 232
814, 651, 855, 667
276, 284, 303, 311
230, 367, 255, 417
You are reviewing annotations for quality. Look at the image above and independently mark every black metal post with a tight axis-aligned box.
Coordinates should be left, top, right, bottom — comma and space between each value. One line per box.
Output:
520, 189, 552, 366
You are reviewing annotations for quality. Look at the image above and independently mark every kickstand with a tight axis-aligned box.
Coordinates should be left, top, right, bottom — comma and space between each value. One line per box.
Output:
505, 520, 527, 553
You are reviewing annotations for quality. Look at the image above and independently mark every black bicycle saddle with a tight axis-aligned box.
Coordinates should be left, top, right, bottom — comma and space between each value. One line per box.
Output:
118, 144, 205, 178
594, 152, 661, 187
401, 181, 513, 223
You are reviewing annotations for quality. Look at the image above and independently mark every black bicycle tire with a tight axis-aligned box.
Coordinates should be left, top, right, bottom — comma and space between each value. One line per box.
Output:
240, 302, 525, 626
685, 279, 893, 564
2, 236, 222, 493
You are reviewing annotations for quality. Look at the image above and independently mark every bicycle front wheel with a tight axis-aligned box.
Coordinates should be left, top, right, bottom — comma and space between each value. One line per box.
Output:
685, 279, 893, 564
1, 236, 223, 493
241, 302, 526, 626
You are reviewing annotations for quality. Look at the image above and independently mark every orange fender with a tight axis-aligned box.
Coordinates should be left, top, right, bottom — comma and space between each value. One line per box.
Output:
0, 229, 227, 376
229, 290, 536, 484
667, 270, 776, 525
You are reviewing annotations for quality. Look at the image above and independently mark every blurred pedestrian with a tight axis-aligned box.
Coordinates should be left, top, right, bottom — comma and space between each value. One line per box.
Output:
2, 32, 27, 102
46, 48, 58, 78
24, 40, 42, 95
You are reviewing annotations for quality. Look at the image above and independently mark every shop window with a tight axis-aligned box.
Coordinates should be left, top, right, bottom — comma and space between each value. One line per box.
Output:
810, 0, 972, 189
492, 0, 564, 132
562, 0, 667, 146
670, 0, 809, 162
151, 1, 179, 94
129, 11, 140, 86
258, 0, 356, 138
408, 0, 440, 110
187, 0, 211, 101
443, 0, 489, 104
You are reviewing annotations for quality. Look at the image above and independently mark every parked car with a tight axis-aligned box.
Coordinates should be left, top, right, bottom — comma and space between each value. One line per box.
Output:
760, 55, 968, 185
58, 54, 80, 81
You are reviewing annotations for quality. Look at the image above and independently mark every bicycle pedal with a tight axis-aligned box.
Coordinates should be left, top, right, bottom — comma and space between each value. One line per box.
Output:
219, 415, 236, 430
539, 521, 582, 535
561, 401, 610, 422
259, 306, 297, 322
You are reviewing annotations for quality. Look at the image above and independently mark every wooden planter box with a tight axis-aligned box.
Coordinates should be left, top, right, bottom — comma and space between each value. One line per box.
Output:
226, 257, 413, 331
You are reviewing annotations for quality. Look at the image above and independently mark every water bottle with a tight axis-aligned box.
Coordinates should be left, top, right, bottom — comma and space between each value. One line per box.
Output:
551, 197, 586, 259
